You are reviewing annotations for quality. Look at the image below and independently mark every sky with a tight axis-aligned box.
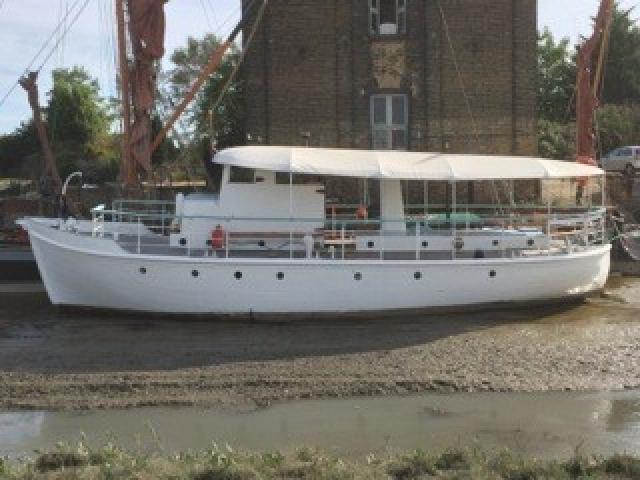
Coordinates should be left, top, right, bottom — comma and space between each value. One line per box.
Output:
0, 0, 637, 135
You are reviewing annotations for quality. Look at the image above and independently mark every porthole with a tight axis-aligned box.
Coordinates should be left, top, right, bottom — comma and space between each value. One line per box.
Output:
527, 239, 535, 247
234, 271, 243, 280
179, 237, 187, 246
414, 272, 422, 280
139, 267, 147, 274
492, 240, 499, 247
422, 241, 429, 248
367, 241, 375, 249
206, 239, 212, 246
354, 272, 362, 281
489, 270, 497, 278
258, 240, 266, 247
276, 272, 284, 280
192, 270, 199, 278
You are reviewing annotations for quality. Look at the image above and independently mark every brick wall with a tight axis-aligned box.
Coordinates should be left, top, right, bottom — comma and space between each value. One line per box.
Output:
242, 0, 537, 155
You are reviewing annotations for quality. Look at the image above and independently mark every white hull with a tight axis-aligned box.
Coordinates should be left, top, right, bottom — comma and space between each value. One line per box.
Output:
24, 218, 611, 315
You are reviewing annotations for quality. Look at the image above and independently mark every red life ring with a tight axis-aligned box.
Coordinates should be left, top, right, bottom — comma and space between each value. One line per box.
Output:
211, 225, 225, 249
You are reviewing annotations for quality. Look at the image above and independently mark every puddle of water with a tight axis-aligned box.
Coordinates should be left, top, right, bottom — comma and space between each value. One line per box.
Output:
3, 391, 640, 460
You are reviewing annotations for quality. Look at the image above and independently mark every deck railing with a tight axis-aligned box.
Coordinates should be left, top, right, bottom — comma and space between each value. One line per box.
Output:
85, 199, 608, 261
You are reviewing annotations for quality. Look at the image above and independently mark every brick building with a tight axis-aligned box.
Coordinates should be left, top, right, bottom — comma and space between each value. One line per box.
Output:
242, 0, 537, 156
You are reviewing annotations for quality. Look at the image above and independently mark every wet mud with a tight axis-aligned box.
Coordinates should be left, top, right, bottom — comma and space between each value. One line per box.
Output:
0, 277, 639, 410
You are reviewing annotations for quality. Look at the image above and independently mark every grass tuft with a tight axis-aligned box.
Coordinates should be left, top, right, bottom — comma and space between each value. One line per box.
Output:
4, 442, 640, 479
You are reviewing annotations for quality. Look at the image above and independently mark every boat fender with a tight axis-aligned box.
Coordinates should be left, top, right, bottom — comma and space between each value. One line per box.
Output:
211, 225, 226, 249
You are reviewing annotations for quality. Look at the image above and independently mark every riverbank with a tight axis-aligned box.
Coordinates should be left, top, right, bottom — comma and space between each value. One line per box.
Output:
0, 277, 639, 411
3, 444, 640, 479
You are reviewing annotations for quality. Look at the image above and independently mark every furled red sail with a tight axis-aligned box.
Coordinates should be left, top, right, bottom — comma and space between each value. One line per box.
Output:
128, 0, 166, 173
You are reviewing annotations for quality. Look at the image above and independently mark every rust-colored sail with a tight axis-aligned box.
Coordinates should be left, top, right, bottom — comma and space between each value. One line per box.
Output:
127, 0, 166, 176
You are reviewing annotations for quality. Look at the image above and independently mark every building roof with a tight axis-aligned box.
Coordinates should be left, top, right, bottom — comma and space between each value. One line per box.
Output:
215, 146, 604, 181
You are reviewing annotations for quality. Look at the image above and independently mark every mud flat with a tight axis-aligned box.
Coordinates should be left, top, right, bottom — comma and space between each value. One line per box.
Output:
0, 278, 639, 410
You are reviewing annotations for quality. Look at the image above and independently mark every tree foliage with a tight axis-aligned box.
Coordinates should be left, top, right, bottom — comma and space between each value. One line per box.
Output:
596, 104, 640, 156
537, 6, 640, 159
0, 67, 117, 182
164, 34, 245, 154
537, 28, 575, 123
601, 7, 640, 105
537, 120, 573, 160
48, 67, 111, 145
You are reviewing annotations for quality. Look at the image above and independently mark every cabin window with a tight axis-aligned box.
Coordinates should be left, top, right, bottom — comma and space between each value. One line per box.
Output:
369, 0, 406, 35
371, 94, 408, 150
229, 167, 255, 184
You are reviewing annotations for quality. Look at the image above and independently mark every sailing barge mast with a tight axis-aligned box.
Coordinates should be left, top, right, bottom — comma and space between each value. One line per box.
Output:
115, 0, 269, 189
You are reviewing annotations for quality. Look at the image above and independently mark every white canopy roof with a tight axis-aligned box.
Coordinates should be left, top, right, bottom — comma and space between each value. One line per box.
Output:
215, 146, 603, 181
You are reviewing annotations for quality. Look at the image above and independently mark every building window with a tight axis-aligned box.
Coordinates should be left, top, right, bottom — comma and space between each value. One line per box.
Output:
369, 0, 406, 36
370, 94, 408, 150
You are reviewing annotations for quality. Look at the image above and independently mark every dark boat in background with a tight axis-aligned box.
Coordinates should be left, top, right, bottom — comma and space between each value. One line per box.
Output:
0, 228, 40, 282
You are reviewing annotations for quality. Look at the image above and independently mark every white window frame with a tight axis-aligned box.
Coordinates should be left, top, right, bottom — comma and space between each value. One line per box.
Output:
370, 94, 409, 151
369, 0, 407, 36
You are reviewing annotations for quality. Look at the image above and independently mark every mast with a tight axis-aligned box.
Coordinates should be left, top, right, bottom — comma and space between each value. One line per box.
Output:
575, 0, 615, 166
19, 71, 62, 194
115, 0, 133, 187
151, 0, 268, 154
116, 0, 166, 189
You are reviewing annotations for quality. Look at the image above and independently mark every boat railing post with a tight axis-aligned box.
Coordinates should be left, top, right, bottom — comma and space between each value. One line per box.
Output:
226, 218, 230, 259
415, 217, 420, 260
341, 225, 345, 260
547, 198, 552, 248
380, 219, 384, 261
137, 216, 141, 254
451, 181, 457, 260
289, 170, 294, 260
161, 204, 165, 236
583, 210, 589, 246
501, 216, 506, 258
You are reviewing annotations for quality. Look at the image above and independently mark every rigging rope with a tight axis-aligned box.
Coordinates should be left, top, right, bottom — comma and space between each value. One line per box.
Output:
33, 0, 90, 74
0, 0, 89, 110
208, 0, 267, 141
199, 0, 214, 30
437, 0, 506, 215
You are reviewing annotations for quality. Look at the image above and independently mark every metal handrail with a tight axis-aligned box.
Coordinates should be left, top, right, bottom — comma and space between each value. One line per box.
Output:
87, 203, 608, 262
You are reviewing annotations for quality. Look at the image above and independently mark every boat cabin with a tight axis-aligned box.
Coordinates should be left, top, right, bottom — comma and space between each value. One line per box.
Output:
155, 146, 606, 260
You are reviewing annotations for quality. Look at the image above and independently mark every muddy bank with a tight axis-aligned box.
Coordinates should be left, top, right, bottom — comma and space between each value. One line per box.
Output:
0, 278, 639, 410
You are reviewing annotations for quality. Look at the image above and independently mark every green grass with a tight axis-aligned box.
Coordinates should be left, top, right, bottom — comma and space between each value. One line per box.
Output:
3, 442, 640, 479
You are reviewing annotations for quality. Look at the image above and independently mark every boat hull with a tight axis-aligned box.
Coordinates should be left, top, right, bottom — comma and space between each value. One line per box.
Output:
23, 218, 611, 315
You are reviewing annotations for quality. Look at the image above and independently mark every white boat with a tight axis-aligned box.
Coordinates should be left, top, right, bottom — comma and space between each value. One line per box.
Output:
19, 147, 610, 315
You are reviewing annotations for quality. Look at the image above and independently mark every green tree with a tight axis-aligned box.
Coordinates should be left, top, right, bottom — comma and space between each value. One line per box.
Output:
602, 7, 640, 105
537, 119, 574, 160
596, 104, 640, 155
537, 28, 575, 123
0, 122, 39, 178
164, 34, 245, 153
47, 67, 111, 145
46, 67, 117, 181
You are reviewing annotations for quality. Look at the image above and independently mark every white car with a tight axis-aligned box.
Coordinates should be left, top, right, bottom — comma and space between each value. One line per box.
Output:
600, 146, 640, 175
